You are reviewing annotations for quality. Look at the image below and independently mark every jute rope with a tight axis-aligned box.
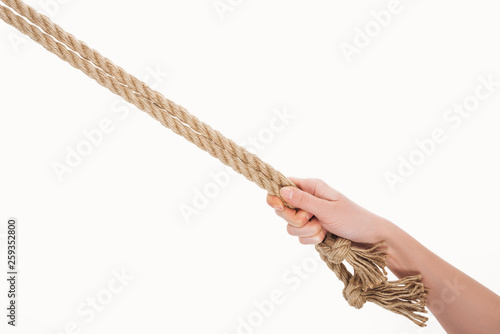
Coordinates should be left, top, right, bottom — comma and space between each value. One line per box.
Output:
0, 0, 428, 326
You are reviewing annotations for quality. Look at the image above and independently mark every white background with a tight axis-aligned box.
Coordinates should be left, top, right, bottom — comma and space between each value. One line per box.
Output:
1, 0, 500, 333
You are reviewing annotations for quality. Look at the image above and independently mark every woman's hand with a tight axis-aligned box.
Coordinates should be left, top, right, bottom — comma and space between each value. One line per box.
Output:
267, 177, 500, 333
266, 177, 391, 245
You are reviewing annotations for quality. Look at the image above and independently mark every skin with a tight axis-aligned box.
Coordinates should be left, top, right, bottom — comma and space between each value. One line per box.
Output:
267, 177, 500, 334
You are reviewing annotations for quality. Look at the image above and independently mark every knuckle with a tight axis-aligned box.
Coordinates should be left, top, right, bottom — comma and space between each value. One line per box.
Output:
298, 192, 309, 207
312, 223, 323, 236
330, 190, 343, 201
313, 178, 325, 185
311, 233, 324, 245
326, 199, 338, 212
318, 230, 327, 243
286, 224, 297, 236
296, 214, 309, 227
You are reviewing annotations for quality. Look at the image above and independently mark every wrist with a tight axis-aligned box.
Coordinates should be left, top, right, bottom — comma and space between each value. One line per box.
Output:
378, 220, 426, 279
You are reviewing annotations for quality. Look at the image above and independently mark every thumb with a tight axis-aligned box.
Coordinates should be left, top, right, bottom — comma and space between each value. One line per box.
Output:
280, 187, 330, 217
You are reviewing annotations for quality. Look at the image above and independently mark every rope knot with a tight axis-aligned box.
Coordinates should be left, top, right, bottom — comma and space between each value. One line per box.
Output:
316, 233, 351, 264
343, 278, 366, 309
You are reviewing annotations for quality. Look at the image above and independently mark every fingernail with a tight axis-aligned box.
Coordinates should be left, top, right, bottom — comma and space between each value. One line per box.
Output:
273, 204, 284, 211
280, 187, 293, 200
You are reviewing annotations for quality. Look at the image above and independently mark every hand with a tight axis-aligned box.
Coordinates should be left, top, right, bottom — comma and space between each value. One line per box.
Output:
266, 177, 391, 245
268, 179, 500, 333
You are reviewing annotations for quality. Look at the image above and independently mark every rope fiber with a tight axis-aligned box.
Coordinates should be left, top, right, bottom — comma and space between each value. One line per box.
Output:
0, 0, 428, 326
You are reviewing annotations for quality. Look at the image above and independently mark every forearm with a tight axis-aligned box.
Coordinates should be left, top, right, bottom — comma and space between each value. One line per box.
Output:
380, 220, 500, 333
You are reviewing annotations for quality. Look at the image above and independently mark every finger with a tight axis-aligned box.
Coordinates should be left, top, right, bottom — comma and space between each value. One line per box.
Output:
266, 194, 284, 211
280, 186, 331, 217
298, 228, 327, 245
286, 218, 323, 237
289, 177, 341, 201
278, 206, 312, 228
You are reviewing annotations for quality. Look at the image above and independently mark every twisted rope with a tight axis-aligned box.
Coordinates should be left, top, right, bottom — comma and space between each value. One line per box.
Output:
0, 0, 292, 200
0, 0, 427, 326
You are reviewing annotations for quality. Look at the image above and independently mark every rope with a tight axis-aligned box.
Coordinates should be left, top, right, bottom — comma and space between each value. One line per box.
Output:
0, 0, 428, 326
0, 0, 292, 200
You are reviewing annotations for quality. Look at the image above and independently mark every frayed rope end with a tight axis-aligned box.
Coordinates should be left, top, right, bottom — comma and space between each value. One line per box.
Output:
316, 233, 428, 327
